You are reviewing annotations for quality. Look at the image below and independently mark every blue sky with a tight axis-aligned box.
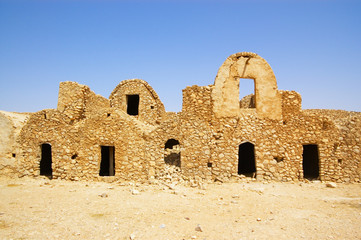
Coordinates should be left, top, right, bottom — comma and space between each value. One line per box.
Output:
1, 0, 360, 113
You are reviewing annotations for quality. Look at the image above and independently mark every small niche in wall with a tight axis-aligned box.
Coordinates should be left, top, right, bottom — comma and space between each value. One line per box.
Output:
150, 106, 154, 109
71, 154, 78, 159
333, 143, 339, 152
12, 153, 16, 158
207, 162, 213, 168
322, 121, 331, 130
274, 156, 284, 163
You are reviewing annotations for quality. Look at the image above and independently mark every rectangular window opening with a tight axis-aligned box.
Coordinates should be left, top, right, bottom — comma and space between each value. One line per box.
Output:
99, 146, 115, 176
127, 95, 139, 116
239, 78, 255, 109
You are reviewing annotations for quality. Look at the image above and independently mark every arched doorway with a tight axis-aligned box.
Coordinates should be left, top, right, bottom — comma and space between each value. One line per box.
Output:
164, 139, 181, 167
238, 142, 256, 177
40, 143, 52, 177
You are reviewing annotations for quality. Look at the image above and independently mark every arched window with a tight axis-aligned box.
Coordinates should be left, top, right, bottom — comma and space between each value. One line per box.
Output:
164, 139, 181, 167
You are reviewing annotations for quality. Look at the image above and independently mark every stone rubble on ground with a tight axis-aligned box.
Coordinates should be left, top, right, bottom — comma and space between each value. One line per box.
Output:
326, 182, 337, 188
195, 224, 203, 232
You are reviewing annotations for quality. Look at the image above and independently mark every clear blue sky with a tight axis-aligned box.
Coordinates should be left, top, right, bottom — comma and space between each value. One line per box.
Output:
1, 0, 360, 113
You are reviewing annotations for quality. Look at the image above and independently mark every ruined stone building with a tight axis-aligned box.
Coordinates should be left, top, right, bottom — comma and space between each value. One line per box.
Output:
1, 52, 360, 183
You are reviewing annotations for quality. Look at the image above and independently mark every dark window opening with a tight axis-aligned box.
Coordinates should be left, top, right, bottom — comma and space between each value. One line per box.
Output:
164, 139, 180, 149
12, 153, 16, 158
164, 139, 181, 167
239, 78, 255, 109
150, 106, 154, 109
107, 113, 111, 117
338, 159, 342, 164
71, 154, 78, 159
99, 146, 115, 176
40, 143, 52, 177
302, 144, 320, 180
238, 142, 256, 177
207, 162, 213, 168
44, 114, 47, 119
127, 95, 139, 116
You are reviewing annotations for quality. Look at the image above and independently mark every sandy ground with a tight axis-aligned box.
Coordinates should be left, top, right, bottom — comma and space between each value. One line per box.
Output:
0, 176, 360, 240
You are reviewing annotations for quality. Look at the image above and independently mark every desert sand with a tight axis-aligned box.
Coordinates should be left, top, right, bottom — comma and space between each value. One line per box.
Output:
0, 176, 360, 240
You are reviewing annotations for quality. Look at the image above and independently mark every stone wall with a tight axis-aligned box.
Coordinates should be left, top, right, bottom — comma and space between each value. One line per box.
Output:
57, 81, 110, 122
109, 79, 165, 125
212, 52, 282, 120
17, 108, 152, 181
3, 52, 360, 183
0, 111, 29, 175
304, 109, 361, 182
239, 94, 255, 108
182, 85, 213, 122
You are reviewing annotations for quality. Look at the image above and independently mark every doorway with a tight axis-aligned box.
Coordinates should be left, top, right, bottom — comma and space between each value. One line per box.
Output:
302, 144, 319, 179
99, 146, 115, 176
238, 142, 256, 177
40, 143, 52, 177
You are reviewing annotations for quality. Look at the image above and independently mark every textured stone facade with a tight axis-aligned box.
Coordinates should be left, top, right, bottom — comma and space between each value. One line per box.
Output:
0, 111, 29, 175
1, 52, 360, 183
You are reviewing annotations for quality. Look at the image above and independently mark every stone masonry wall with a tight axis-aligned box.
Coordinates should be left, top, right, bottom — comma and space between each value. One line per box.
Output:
110, 79, 165, 125
179, 87, 344, 182
0, 111, 29, 175
14, 82, 361, 183
18, 108, 152, 181
57, 81, 110, 122
182, 85, 213, 122
304, 109, 361, 182
9, 52, 361, 183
